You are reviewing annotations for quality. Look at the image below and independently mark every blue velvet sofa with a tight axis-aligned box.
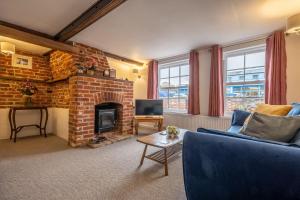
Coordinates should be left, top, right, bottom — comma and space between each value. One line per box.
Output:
182, 103, 300, 200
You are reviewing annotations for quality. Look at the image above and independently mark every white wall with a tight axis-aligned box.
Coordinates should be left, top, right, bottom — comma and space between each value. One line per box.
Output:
107, 58, 148, 100
286, 35, 300, 104
198, 49, 211, 115
51, 108, 69, 141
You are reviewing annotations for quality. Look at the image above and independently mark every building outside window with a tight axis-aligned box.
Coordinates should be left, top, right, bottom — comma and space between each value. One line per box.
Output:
158, 59, 189, 113
223, 45, 266, 113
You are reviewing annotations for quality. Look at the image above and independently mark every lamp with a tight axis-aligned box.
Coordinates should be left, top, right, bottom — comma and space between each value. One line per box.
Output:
132, 68, 141, 79
286, 13, 300, 35
0, 42, 15, 55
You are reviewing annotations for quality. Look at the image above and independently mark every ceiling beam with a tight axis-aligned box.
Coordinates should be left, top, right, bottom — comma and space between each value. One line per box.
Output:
104, 51, 144, 66
55, 0, 127, 42
0, 24, 79, 54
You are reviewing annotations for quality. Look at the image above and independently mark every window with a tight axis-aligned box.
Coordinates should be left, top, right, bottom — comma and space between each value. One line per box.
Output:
224, 46, 265, 113
158, 60, 189, 113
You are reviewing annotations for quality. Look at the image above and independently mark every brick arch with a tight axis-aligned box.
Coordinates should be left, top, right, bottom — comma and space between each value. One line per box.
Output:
94, 92, 124, 105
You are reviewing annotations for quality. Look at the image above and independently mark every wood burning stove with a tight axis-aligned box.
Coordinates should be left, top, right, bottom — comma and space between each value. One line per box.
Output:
95, 103, 118, 133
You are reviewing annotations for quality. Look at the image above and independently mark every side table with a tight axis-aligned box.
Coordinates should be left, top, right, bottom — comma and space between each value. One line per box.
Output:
8, 106, 48, 142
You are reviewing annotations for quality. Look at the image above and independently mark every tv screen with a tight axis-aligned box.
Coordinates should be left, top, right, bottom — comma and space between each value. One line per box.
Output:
135, 99, 163, 116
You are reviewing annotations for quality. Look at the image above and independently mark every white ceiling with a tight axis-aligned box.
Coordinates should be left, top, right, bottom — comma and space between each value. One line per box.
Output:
1, 0, 300, 60
0, 0, 97, 35
72, 0, 300, 61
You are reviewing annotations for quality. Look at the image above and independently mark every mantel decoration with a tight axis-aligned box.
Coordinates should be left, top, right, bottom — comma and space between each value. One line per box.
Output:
18, 80, 38, 106
166, 125, 180, 139
87, 65, 96, 76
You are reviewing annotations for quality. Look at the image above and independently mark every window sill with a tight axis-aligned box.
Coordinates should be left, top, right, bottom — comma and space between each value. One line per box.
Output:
163, 112, 232, 119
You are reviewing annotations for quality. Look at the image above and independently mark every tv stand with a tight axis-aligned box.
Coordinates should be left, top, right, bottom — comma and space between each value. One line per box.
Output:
134, 115, 164, 135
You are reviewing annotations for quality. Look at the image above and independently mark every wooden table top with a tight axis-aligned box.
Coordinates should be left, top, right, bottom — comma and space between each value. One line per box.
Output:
10, 106, 48, 110
134, 115, 163, 119
137, 128, 188, 148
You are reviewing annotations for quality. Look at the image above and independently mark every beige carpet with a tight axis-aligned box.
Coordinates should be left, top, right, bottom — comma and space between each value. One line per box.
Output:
0, 135, 186, 200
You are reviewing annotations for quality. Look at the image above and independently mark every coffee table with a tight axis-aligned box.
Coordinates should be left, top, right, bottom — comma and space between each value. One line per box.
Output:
137, 129, 187, 176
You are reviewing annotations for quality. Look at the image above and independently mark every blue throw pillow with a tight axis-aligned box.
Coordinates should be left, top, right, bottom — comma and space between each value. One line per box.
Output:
231, 110, 251, 126
288, 103, 300, 116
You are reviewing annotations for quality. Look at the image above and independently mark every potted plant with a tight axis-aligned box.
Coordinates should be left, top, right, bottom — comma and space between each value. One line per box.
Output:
18, 80, 38, 106
166, 125, 180, 139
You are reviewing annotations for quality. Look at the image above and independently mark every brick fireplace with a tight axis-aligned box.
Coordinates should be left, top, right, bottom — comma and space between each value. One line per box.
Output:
69, 75, 133, 147
0, 42, 134, 147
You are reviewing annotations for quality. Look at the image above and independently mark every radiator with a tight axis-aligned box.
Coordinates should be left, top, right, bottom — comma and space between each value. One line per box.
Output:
163, 114, 231, 132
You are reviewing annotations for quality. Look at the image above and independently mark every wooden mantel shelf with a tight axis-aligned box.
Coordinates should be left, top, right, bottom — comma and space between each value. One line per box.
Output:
0, 73, 133, 84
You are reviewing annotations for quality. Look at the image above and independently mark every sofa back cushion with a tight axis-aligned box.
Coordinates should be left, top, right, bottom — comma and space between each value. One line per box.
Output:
231, 110, 251, 126
255, 104, 292, 116
240, 112, 300, 142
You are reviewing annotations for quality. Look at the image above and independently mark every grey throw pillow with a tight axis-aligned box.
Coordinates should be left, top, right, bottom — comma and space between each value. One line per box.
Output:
240, 112, 300, 142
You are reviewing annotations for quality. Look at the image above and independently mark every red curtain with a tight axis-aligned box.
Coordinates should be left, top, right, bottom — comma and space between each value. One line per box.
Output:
147, 60, 158, 99
188, 50, 200, 115
208, 45, 224, 117
265, 30, 287, 105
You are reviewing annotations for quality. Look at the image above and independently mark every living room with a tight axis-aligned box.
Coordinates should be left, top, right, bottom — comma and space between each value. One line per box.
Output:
0, 0, 300, 200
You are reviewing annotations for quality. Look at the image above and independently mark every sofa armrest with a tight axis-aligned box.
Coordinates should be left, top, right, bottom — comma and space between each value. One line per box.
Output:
182, 131, 300, 200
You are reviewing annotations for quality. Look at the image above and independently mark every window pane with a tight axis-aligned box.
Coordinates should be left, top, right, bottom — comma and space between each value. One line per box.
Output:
168, 98, 179, 110
160, 78, 169, 88
227, 55, 244, 70
161, 98, 168, 110
180, 76, 189, 85
169, 88, 179, 98
179, 98, 188, 110
160, 68, 169, 78
243, 84, 264, 97
225, 97, 264, 112
159, 89, 168, 98
245, 66, 265, 82
226, 85, 244, 97
181, 65, 189, 76
245, 51, 265, 68
170, 77, 179, 87
170, 66, 179, 77
179, 86, 188, 97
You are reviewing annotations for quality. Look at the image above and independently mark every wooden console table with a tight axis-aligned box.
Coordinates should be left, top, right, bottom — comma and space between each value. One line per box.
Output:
8, 106, 48, 142
134, 116, 163, 135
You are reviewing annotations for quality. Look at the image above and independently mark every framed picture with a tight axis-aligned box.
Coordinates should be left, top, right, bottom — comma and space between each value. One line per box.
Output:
12, 54, 32, 69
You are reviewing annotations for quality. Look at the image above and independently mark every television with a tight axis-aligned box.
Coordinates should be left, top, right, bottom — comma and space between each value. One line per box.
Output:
135, 99, 163, 116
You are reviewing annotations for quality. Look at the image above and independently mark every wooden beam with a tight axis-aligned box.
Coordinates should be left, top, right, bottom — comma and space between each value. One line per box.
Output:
55, 0, 127, 41
0, 24, 79, 54
104, 51, 144, 66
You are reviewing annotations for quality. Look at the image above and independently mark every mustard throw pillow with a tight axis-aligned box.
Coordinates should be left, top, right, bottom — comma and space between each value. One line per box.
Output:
254, 104, 292, 116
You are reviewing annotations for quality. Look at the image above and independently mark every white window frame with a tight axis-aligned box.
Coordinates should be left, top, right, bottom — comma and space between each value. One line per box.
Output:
158, 59, 189, 113
223, 45, 266, 115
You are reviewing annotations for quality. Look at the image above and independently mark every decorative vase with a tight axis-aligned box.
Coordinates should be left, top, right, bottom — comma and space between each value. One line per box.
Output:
87, 69, 95, 76
24, 95, 33, 106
